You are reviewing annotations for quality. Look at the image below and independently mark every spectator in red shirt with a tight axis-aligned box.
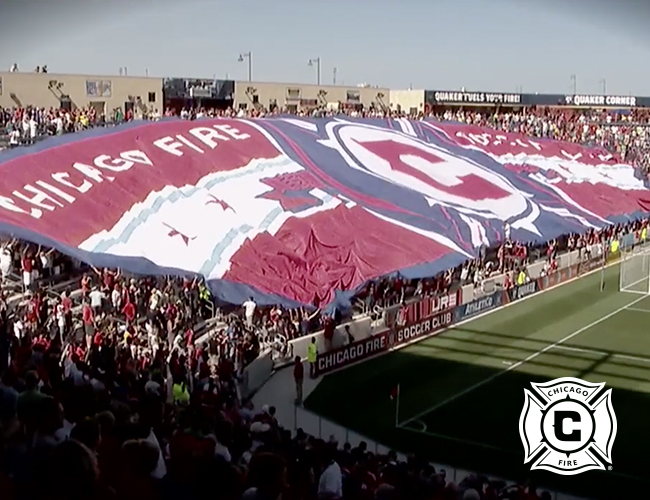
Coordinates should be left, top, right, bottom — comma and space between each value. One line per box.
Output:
503, 272, 513, 290
122, 299, 136, 324
21, 252, 33, 293
82, 299, 94, 347
80, 273, 91, 298
322, 315, 335, 351
61, 290, 73, 333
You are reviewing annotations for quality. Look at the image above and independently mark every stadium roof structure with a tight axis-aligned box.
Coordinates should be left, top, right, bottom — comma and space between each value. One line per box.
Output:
0, 117, 648, 311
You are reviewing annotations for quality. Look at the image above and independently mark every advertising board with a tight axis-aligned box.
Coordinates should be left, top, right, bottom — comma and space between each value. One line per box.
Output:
507, 280, 539, 303
316, 309, 455, 375
454, 291, 503, 322
536, 266, 576, 290
577, 254, 605, 275
384, 289, 461, 329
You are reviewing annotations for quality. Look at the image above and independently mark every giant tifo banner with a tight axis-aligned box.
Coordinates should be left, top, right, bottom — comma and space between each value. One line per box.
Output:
0, 117, 649, 310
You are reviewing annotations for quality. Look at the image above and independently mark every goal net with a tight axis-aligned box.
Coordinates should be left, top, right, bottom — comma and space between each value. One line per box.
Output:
620, 247, 650, 294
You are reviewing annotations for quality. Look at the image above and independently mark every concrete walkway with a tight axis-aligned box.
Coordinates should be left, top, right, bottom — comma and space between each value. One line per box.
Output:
252, 362, 396, 454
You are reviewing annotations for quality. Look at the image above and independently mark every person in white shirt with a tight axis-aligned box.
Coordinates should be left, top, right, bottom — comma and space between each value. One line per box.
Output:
13, 319, 24, 340
29, 118, 37, 141
0, 244, 12, 284
8, 129, 20, 146
53, 115, 64, 135
55, 301, 66, 340
38, 248, 54, 279
243, 297, 256, 327
88, 287, 105, 315
318, 449, 343, 499
150, 288, 161, 311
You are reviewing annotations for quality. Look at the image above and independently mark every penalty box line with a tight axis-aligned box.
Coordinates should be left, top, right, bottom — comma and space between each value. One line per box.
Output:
396, 293, 648, 430
399, 422, 517, 455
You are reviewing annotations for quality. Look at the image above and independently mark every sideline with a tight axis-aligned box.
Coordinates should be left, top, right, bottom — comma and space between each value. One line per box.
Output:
396, 290, 647, 429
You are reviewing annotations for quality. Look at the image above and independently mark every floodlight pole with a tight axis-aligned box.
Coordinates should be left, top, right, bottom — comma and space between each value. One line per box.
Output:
238, 52, 252, 82
570, 74, 577, 94
309, 57, 321, 85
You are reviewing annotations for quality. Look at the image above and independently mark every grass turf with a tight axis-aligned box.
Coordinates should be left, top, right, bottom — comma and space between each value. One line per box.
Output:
304, 265, 650, 499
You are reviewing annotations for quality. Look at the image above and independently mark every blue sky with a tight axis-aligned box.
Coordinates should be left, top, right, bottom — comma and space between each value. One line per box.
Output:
2, 0, 650, 94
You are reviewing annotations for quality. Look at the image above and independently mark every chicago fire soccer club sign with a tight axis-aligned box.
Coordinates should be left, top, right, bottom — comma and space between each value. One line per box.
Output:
519, 377, 617, 475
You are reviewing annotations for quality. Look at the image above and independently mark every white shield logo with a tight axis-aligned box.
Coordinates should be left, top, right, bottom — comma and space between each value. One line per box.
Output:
519, 377, 616, 475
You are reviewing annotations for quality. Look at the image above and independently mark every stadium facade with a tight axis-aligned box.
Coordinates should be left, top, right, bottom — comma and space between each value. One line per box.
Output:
3, 70, 650, 116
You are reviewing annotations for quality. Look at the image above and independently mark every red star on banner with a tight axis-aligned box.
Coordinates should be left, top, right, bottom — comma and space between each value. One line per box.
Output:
258, 171, 325, 211
162, 223, 196, 246
206, 194, 236, 213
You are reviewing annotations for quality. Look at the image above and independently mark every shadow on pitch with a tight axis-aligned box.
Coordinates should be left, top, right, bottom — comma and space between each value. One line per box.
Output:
305, 347, 650, 500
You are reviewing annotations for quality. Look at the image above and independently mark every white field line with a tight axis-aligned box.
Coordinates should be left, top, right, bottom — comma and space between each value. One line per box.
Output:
624, 307, 650, 313
397, 293, 648, 429
399, 425, 516, 454
552, 344, 650, 364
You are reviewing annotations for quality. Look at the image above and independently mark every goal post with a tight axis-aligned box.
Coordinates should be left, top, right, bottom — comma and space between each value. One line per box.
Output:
619, 246, 650, 294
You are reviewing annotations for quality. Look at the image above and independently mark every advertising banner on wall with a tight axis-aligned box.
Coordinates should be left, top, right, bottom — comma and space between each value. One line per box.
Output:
563, 94, 638, 108
506, 280, 539, 303
424, 90, 650, 108
316, 309, 455, 375
536, 267, 576, 291
454, 291, 503, 322
425, 90, 523, 105
384, 289, 462, 329
577, 255, 605, 276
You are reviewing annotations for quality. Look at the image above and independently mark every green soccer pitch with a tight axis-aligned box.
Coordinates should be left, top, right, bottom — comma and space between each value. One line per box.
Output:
304, 265, 650, 499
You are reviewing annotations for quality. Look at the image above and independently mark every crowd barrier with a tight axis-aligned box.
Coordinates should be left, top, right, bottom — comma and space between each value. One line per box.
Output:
238, 348, 274, 399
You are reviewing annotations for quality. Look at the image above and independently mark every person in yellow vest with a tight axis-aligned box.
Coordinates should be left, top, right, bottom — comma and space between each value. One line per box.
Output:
172, 378, 190, 406
517, 269, 527, 286
610, 239, 619, 255
198, 283, 211, 318
642, 226, 647, 243
307, 337, 318, 378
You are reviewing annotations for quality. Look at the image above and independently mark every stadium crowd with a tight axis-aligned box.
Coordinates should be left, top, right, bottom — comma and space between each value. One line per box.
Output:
3, 103, 650, 174
0, 101, 648, 500
0, 105, 160, 149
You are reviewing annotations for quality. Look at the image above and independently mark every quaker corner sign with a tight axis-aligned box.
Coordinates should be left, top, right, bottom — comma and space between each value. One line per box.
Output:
565, 94, 638, 107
